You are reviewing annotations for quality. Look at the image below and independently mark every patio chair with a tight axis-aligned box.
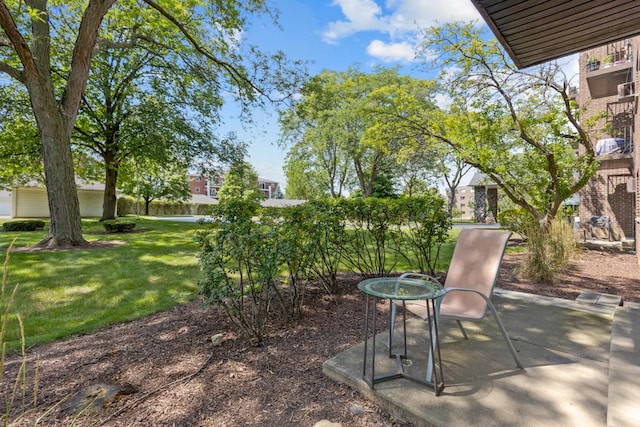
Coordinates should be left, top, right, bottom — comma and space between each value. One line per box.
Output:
391, 228, 523, 378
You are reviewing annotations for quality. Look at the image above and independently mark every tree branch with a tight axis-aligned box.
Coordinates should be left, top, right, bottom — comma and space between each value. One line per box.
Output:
61, 0, 117, 129
140, 0, 268, 100
0, 1, 38, 81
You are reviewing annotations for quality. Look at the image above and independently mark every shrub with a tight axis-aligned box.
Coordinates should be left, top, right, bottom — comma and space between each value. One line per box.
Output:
498, 208, 532, 240
103, 219, 136, 233
2, 220, 45, 232
522, 217, 579, 284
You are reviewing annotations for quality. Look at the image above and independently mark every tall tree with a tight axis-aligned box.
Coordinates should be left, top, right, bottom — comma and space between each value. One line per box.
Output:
0, 0, 303, 247
411, 22, 598, 230
280, 67, 438, 198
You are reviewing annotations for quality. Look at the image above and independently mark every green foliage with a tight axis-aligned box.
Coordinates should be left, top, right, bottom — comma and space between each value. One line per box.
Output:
301, 200, 347, 293
217, 161, 265, 204
119, 160, 192, 216
116, 196, 213, 216
279, 67, 440, 199
335, 198, 402, 277
196, 194, 452, 344
393, 197, 453, 275
103, 220, 137, 233
522, 217, 580, 284
195, 198, 278, 345
414, 22, 599, 228
498, 208, 533, 240
2, 220, 45, 232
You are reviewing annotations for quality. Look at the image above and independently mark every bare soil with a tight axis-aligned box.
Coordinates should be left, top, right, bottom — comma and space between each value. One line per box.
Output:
3, 248, 640, 427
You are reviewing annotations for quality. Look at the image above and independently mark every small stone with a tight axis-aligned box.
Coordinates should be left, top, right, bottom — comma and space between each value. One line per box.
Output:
211, 333, 224, 346
349, 405, 364, 416
313, 421, 343, 427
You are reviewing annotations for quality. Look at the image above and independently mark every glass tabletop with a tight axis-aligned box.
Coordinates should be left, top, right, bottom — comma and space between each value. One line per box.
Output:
358, 277, 446, 300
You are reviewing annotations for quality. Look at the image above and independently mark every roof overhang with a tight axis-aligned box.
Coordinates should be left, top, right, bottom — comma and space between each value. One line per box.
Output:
471, 0, 640, 68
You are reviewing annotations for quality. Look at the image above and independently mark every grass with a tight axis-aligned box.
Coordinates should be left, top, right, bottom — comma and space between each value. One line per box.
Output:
1, 217, 207, 352
0, 217, 472, 353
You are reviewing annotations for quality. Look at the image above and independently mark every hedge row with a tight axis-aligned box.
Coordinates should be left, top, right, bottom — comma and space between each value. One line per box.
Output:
116, 196, 213, 216
2, 220, 46, 232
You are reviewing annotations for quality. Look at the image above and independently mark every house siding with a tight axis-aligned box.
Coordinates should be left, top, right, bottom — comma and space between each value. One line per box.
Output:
12, 187, 105, 218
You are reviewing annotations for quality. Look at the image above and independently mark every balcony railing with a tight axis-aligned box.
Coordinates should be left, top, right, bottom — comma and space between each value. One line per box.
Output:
585, 40, 635, 99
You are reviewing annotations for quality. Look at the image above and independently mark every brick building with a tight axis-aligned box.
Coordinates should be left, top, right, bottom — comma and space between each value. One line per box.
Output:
578, 38, 637, 244
188, 174, 281, 200
448, 185, 475, 220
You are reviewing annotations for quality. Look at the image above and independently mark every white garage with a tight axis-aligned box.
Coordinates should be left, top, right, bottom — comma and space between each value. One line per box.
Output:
8, 182, 105, 218
0, 190, 11, 216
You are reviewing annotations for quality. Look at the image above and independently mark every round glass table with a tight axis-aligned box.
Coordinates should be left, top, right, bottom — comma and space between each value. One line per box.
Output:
358, 276, 446, 395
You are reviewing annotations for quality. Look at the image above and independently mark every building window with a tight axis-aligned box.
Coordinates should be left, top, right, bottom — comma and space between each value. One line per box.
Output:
195, 176, 201, 182
195, 187, 200, 193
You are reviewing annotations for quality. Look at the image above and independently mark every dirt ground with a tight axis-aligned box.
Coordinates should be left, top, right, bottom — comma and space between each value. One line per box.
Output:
3, 248, 640, 427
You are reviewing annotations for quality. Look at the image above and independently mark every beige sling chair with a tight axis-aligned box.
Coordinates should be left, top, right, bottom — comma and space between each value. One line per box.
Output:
391, 228, 524, 382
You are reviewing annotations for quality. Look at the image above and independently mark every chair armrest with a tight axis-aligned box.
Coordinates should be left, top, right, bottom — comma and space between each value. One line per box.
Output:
399, 272, 443, 287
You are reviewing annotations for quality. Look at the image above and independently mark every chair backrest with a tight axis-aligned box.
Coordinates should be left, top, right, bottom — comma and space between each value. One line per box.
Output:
440, 228, 512, 319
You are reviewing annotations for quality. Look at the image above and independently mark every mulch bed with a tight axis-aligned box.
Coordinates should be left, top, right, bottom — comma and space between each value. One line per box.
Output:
2, 249, 640, 426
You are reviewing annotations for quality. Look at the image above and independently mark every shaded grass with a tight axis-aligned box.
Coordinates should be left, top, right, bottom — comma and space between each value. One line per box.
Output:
1, 218, 207, 352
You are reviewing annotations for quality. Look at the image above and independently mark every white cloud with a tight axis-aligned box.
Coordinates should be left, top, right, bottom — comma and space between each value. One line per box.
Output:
322, 0, 385, 43
435, 93, 452, 110
322, 0, 481, 44
366, 39, 415, 62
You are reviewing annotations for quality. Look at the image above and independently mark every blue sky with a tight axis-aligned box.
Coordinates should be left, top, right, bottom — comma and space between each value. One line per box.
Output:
217, 0, 576, 190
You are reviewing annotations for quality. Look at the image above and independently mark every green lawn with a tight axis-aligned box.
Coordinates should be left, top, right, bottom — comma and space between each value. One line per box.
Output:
0, 217, 469, 353
1, 218, 207, 351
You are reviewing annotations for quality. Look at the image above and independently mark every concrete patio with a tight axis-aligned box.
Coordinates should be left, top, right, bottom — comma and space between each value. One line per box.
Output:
323, 289, 640, 426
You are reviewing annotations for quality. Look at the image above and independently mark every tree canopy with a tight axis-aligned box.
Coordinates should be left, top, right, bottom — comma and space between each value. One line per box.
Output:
410, 22, 598, 227
279, 67, 440, 199
0, 0, 304, 246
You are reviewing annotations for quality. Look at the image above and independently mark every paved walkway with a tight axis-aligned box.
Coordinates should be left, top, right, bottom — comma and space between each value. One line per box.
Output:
323, 290, 640, 426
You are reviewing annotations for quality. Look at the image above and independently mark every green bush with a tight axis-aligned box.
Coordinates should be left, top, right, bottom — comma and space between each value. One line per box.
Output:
103, 219, 136, 233
498, 208, 532, 240
2, 220, 45, 232
522, 217, 579, 284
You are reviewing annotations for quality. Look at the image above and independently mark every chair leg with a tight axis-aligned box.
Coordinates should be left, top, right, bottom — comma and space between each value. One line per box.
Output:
389, 303, 396, 349
486, 301, 524, 369
456, 320, 468, 339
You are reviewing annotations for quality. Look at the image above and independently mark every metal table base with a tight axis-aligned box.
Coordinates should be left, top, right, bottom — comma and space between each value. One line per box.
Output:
362, 296, 444, 396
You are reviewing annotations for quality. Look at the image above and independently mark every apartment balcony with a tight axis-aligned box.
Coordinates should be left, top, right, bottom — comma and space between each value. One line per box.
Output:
586, 40, 635, 99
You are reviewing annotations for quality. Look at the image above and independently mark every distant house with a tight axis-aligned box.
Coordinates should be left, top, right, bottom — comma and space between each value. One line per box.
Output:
447, 185, 475, 220
0, 181, 106, 218
189, 174, 282, 200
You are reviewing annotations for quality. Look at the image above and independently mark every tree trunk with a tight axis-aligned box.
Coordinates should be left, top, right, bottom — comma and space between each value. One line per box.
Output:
37, 117, 87, 247
101, 151, 119, 221
145, 199, 151, 216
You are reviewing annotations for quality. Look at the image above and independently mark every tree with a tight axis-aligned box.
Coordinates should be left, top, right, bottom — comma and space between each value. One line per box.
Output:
0, 83, 42, 187
217, 161, 264, 204
0, 0, 303, 247
280, 67, 438, 198
412, 22, 598, 231
119, 159, 190, 215
438, 150, 473, 218
72, 25, 225, 221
